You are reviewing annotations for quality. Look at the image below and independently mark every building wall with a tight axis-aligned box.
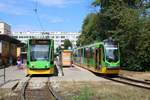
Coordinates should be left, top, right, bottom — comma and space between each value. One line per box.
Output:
12, 31, 81, 51
0, 40, 17, 65
0, 22, 11, 35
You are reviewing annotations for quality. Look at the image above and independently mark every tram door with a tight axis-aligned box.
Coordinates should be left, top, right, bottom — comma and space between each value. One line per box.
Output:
95, 48, 101, 69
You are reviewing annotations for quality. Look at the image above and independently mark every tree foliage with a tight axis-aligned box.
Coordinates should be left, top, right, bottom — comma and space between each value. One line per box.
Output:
56, 45, 62, 55
77, 0, 150, 71
64, 39, 72, 50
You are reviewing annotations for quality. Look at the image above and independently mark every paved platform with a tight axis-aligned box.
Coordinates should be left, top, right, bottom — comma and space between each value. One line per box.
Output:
0, 65, 26, 89
50, 65, 108, 82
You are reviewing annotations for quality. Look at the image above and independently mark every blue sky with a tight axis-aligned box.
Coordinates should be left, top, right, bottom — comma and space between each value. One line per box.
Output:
0, 0, 94, 32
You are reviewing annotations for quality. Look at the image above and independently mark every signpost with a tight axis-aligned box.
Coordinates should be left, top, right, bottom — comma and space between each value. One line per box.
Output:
4, 65, 5, 83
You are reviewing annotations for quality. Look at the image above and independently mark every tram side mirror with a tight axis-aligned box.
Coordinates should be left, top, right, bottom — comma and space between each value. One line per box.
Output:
27, 61, 29, 65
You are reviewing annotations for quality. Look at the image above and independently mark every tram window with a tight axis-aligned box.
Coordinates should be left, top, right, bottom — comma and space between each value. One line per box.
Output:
92, 47, 95, 59
94, 49, 96, 60
81, 48, 83, 57
78, 49, 81, 57
102, 47, 105, 61
99, 48, 101, 64
84, 48, 86, 58
89, 47, 94, 59
85, 48, 87, 58
86, 48, 90, 58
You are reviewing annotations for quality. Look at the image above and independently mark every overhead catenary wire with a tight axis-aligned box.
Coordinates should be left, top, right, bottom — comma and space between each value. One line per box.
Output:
34, 0, 45, 32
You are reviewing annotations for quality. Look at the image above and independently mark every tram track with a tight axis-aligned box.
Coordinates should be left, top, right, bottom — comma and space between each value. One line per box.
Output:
102, 75, 150, 90
73, 64, 150, 90
20, 76, 61, 100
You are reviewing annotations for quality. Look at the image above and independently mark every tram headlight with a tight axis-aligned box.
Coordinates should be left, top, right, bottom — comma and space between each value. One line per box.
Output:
45, 63, 49, 68
31, 64, 34, 68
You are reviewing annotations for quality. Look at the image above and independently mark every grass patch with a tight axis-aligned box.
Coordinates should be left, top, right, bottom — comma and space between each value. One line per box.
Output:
72, 86, 94, 100
51, 81, 150, 100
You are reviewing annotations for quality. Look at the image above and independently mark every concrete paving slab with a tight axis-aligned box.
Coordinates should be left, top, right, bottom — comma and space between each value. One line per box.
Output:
50, 65, 109, 82
28, 77, 48, 89
0, 81, 18, 91
0, 65, 26, 86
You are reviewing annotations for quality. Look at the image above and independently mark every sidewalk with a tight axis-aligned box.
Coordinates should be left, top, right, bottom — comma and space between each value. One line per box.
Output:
0, 65, 26, 86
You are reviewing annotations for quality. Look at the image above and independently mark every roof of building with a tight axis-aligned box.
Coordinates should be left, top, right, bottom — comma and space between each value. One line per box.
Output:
0, 34, 24, 45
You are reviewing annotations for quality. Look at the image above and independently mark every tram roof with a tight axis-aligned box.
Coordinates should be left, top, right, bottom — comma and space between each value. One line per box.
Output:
76, 42, 104, 49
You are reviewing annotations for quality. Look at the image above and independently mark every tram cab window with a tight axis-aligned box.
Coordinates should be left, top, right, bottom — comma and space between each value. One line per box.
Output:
105, 46, 119, 62
30, 45, 49, 61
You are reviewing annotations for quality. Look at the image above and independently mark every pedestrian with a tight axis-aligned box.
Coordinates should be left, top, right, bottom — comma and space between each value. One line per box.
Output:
17, 56, 22, 69
55, 54, 64, 76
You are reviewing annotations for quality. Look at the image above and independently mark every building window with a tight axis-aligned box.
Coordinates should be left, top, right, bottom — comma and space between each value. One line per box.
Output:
13, 36, 18, 38
46, 36, 49, 38
24, 36, 28, 38
61, 36, 65, 38
19, 36, 23, 38
61, 40, 65, 42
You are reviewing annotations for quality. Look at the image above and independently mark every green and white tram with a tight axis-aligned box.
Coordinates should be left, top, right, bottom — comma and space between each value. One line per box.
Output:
26, 39, 54, 75
73, 39, 120, 74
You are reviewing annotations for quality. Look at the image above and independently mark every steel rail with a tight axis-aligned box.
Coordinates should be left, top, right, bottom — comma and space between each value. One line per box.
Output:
20, 76, 31, 100
48, 77, 62, 100
102, 76, 150, 90
118, 75, 150, 85
21, 76, 61, 100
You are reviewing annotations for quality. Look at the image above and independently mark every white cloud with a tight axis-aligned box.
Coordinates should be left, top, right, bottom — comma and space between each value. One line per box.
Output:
12, 25, 42, 32
49, 18, 64, 23
36, 0, 85, 7
39, 14, 64, 23
38, 0, 66, 6
0, 1, 31, 15
0, 0, 85, 15
12, 16, 64, 31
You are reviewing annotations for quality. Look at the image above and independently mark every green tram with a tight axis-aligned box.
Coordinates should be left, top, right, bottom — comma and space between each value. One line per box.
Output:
26, 39, 54, 75
73, 39, 120, 74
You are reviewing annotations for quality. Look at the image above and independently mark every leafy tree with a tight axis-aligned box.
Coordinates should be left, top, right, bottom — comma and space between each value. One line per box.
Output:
64, 39, 72, 50
77, 0, 150, 71
77, 13, 104, 46
56, 45, 62, 54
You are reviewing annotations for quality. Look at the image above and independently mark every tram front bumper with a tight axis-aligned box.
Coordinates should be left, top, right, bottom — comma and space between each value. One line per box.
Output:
27, 67, 54, 75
